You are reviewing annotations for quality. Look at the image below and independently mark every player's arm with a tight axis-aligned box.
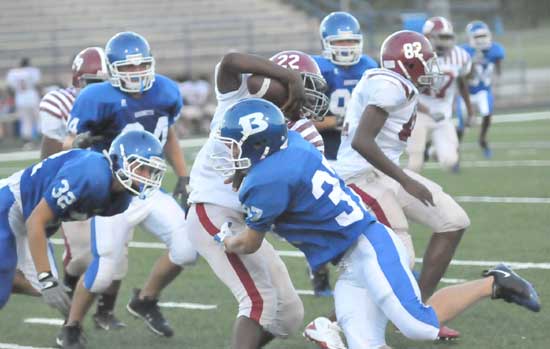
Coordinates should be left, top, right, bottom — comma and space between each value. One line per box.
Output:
223, 226, 265, 254
26, 199, 72, 315
26, 199, 56, 275
164, 126, 190, 208
352, 105, 434, 206
313, 115, 338, 131
40, 137, 63, 159
217, 52, 305, 118
458, 77, 474, 126
495, 59, 503, 76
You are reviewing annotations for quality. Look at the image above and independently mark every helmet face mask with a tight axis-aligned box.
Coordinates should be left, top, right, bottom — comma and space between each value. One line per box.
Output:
108, 130, 167, 199
466, 21, 492, 50
320, 12, 363, 66
72, 47, 109, 89
270, 50, 329, 121
423, 17, 455, 54
380, 30, 442, 89
211, 98, 288, 176
106, 32, 156, 93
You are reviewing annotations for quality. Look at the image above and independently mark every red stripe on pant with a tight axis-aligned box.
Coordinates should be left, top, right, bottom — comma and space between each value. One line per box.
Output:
348, 183, 392, 228
195, 203, 264, 322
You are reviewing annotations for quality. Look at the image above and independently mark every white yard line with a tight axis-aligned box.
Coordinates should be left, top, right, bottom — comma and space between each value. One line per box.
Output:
49, 239, 550, 270
0, 344, 57, 349
158, 302, 217, 310
423, 159, 550, 169
455, 196, 550, 204
23, 318, 64, 326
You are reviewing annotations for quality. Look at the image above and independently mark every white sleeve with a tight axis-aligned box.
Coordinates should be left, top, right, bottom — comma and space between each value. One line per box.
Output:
459, 49, 472, 76
40, 111, 67, 142
365, 78, 407, 113
213, 62, 249, 102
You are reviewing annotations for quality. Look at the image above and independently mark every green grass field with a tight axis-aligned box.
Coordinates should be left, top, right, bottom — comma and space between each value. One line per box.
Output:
1, 111, 549, 349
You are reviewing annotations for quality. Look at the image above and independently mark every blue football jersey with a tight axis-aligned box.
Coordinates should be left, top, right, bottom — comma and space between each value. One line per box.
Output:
312, 55, 378, 160
68, 74, 183, 151
461, 42, 505, 93
239, 131, 376, 271
18, 149, 132, 236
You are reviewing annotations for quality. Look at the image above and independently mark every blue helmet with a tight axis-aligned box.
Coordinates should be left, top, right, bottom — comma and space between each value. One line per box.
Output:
466, 21, 492, 50
211, 98, 288, 175
320, 12, 363, 66
105, 31, 155, 93
108, 130, 166, 199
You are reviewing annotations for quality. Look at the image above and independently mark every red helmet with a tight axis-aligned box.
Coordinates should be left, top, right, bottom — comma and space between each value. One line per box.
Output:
72, 47, 109, 88
270, 50, 329, 120
422, 16, 455, 53
380, 30, 439, 87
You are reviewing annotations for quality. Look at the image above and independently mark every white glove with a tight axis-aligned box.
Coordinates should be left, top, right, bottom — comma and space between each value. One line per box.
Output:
213, 222, 235, 250
38, 271, 71, 316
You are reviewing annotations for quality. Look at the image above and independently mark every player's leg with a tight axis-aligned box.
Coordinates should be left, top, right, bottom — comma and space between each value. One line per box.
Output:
62, 214, 131, 346
0, 193, 18, 308
406, 112, 433, 173
432, 119, 460, 171
128, 190, 197, 337
187, 203, 282, 349
61, 221, 92, 296
399, 169, 470, 300
454, 97, 465, 142
478, 90, 494, 158
334, 274, 387, 349
348, 173, 414, 268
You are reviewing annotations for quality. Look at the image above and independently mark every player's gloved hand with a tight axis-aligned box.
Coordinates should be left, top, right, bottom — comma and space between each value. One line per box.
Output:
38, 271, 71, 317
224, 169, 247, 192
402, 177, 435, 207
173, 176, 190, 211
213, 222, 235, 250
282, 70, 306, 121
72, 131, 106, 149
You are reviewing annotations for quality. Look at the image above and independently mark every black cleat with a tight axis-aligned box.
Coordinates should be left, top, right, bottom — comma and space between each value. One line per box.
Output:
92, 311, 127, 330
309, 266, 333, 297
483, 264, 541, 312
126, 288, 174, 337
57, 323, 87, 349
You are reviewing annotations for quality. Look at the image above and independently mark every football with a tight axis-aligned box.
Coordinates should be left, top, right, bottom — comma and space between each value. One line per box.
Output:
246, 74, 289, 108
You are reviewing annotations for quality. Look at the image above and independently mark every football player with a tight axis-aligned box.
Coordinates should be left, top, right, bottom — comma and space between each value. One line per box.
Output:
211, 96, 540, 349
61, 32, 198, 347
186, 50, 328, 349
310, 11, 378, 298
39, 47, 127, 330
0, 130, 164, 320
461, 20, 505, 158
406, 16, 473, 172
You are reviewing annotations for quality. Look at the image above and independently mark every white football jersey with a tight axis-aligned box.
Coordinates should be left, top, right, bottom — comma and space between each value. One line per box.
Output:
419, 45, 471, 120
39, 87, 77, 141
334, 68, 418, 180
189, 64, 326, 210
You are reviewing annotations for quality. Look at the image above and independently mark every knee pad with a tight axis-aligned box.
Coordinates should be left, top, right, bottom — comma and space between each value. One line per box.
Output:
278, 296, 304, 337
436, 197, 471, 232
83, 258, 116, 293
169, 238, 199, 267
64, 253, 92, 277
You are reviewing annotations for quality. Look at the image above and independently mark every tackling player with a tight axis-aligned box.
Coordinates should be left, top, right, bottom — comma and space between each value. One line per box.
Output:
406, 16, 473, 172
460, 20, 505, 158
211, 96, 540, 349
186, 50, 328, 349
310, 11, 378, 298
0, 131, 164, 320
60, 32, 198, 347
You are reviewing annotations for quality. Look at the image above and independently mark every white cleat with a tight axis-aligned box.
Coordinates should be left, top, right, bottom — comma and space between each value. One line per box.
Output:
303, 317, 347, 349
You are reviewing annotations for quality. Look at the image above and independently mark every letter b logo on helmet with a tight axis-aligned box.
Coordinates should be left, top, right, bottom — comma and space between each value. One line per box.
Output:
239, 112, 269, 139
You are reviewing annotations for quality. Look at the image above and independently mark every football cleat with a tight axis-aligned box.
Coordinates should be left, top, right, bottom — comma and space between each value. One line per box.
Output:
92, 311, 127, 330
126, 288, 174, 337
303, 317, 347, 349
57, 323, 87, 349
309, 267, 333, 297
483, 264, 541, 312
482, 146, 493, 159
437, 325, 461, 341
